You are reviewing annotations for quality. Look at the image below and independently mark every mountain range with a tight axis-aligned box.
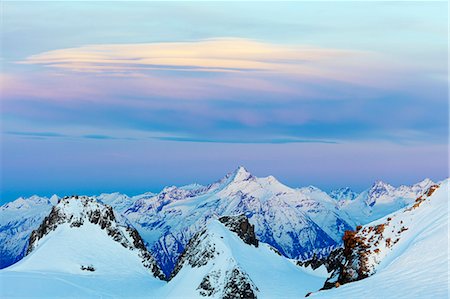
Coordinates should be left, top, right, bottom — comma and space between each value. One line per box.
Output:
0, 167, 445, 298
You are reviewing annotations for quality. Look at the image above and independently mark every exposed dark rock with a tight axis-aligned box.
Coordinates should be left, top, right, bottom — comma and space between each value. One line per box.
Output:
170, 215, 259, 281
197, 270, 221, 297
219, 215, 259, 247
27, 206, 66, 255
169, 230, 216, 280
80, 265, 95, 272
222, 268, 258, 299
296, 247, 344, 273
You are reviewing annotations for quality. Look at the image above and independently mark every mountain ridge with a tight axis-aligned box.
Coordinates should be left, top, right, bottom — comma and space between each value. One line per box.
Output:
0, 167, 438, 275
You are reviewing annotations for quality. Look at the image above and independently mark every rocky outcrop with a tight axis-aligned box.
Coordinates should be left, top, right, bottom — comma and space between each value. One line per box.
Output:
195, 267, 259, 299
26, 195, 165, 280
170, 215, 259, 280
222, 267, 258, 299
169, 229, 217, 280
321, 184, 441, 290
219, 215, 259, 247
296, 247, 344, 273
321, 228, 371, 289
169, 217, 260, 298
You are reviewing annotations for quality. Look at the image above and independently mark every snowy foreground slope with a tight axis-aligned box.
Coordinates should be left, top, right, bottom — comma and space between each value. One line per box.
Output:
162, 215, 328, 299
0, 200, 327, 298
0, 196, 165, 298
311, 180, 449, 299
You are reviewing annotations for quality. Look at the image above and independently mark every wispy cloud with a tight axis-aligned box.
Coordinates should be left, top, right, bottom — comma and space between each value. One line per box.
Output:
6, 131, 67, 138
3, 38, 446, 146
4, 131, 139, 141
153, 136, 338, 144
82, 134, 117, 140
20, 38, 373, 84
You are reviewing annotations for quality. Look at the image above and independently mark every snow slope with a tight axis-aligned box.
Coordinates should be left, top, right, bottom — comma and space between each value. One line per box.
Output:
313, 180, 449, 298
0, 196, 165, 298
0, 195, 58, 268
162, 215, 328, 299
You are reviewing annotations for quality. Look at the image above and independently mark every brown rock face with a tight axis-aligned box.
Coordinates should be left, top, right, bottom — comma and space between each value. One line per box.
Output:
320, 228, 371, 290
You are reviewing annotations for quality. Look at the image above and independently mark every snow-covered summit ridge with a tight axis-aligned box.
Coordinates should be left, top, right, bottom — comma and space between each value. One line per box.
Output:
321, 180, 446, 294
166, 215, 327, 299
230, 166, 254, 182
1, 195, 58, 212
24, 195, 165, 280
339, 178, 437, 224
125, 166, 353, 275
366, 178, 436, 206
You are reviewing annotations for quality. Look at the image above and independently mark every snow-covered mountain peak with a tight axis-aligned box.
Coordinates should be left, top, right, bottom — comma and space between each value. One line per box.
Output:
409, 178, 435, 192
133, 191, 157, 199
230, 166, 254, 183
1, 195, 54, 211
166, 216, 327, 298
366, 180, 395, 206
21, 195, 165, 279
370, 180, 394, 191
167, 219, 260, 298
415, 178, 434, 187
207, 166, 261, 196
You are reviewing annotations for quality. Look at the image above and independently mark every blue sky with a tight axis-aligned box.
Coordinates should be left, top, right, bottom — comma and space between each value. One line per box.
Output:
0, 1, 448, 203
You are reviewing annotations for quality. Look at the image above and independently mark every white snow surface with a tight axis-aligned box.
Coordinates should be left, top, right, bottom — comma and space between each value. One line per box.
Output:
162, 219, 328, 299
0, 197, 165, 298
0, 201, 327, 298
0, 195, 59, 268
312, 179, 449, 299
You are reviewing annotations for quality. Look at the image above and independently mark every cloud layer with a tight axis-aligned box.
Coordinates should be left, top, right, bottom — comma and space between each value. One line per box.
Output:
2, 37, 446, 145
22, 38, 358, 76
